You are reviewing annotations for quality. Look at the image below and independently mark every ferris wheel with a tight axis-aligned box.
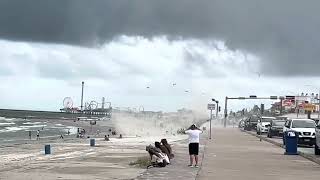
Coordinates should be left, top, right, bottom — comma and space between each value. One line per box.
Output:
63, 97, 74, 109
89, 101, 99, 110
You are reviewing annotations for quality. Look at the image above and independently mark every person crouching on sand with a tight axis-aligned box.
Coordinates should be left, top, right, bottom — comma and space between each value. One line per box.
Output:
155, 141, 170, 158
161, 139, 174, 159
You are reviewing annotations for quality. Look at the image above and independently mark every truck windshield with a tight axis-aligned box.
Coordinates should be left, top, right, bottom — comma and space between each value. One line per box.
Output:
292, 120, 315, 128
273, 121, 285, 126
261, 118, 274, 122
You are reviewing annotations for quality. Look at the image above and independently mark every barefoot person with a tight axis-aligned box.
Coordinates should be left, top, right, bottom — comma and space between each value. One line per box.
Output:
36, 130, 40, 140
185, 124, 202, 168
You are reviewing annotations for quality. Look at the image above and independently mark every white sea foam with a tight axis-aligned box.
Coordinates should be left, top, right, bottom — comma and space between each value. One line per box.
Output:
5, 127, 28, 132
4, 118, 16, 121
22, 122, 44, 125
65, 126, 78, 135
20, 125, 47, 128
0, 122, 15, 126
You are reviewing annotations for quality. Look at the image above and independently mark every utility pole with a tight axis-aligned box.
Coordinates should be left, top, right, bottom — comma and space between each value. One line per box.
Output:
210, 109, 212, 139
311, 87, 319, 119
208, 102, 216, 140
280, 97, 283, 115
81, 81, 84, 112
216, 101, 219, 120
224, 97, 228, 128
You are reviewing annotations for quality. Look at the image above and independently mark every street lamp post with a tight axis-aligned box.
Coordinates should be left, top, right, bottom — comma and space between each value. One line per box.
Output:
212, 99, 219, 118
211, 98, 219, 139
224, 97, 228, 128
216, 101, 219, 120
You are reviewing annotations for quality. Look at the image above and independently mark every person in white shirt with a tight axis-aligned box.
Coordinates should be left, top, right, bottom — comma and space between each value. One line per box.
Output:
185, 124, 203, 168
36, 130, 40, 140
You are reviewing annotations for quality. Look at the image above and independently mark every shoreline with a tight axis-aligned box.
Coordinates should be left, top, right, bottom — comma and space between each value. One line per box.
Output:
0, 114, 205, 179
0, 130, 189, 180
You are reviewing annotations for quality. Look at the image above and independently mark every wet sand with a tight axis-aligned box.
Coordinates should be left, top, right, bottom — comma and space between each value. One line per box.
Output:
0, 132, 188, 180
0, 113, 202, 179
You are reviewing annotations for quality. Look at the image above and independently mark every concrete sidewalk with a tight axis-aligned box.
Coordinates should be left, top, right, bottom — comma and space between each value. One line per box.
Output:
197, 128, 320, 180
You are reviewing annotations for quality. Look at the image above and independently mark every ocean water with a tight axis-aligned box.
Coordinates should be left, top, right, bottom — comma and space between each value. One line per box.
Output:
0, 117, 77, 144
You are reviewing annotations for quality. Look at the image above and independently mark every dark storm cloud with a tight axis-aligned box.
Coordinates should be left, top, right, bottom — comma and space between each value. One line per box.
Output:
0, 0, 320, 76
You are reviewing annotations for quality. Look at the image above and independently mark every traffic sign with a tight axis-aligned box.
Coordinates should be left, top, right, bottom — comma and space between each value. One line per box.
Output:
270, 96, 278, 100
207, 104, 216, 110
304, 104, 316, 111
285, 96, 295, 100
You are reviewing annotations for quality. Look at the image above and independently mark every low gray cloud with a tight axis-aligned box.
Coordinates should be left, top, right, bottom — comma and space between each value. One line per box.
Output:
0, 0, 320, 76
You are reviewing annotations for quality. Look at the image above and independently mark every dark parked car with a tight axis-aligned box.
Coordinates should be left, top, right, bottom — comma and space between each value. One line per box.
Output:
238, 119, 245, 128
267, 120, 286, 138
312, 118, 320, 126
275, 116, 288, 121
244, 115, 259, 131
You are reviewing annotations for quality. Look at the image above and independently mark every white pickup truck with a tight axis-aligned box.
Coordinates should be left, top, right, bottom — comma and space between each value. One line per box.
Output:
283, 119, 316, 146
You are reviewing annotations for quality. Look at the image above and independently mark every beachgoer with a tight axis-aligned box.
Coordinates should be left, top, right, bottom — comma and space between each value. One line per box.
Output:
119, 134, 122, 139
146, 145, 170, 167
36, 130, 40, 140
185, 124, 203, 168
67, 129, 70, 135
161, 139, 174, 159
155, 141, 170, 158
28, 131, 32, 140
104, 135, 110, 141
60, 134, 64, 139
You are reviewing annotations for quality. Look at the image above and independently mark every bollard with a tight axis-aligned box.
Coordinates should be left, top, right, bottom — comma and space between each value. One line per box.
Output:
284, 130, 298, 155
45, 144, 51, 155
90, 139, 95, 147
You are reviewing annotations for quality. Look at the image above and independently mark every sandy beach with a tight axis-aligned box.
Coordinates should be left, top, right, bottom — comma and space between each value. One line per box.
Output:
0, 114, 194, 180
0, 110, 207, 180
0, 133, 190, 180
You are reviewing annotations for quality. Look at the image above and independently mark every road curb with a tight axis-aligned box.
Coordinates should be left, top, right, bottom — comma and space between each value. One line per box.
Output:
241, 129, 320, 166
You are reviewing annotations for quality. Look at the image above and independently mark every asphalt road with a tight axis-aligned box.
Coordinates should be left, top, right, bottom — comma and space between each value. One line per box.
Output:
251, 130, 317, 157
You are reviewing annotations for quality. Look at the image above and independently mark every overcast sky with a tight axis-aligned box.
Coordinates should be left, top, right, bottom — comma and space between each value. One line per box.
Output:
0, 1, 320, 113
